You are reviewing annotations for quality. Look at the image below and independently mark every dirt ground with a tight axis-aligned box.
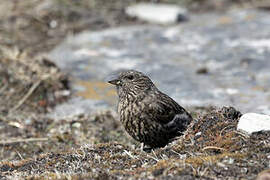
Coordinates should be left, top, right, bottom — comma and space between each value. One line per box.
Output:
1, 107, 269, 179
0, 0, 270, 179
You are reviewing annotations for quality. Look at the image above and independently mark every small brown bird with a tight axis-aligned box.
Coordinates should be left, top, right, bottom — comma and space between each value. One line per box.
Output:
108, 70, 192, 150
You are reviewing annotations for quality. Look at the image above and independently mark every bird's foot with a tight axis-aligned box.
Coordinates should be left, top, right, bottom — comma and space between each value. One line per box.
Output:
140, 143, 152, 152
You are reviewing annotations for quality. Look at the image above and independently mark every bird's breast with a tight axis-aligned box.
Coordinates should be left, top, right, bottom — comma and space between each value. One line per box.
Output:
118, 99, 147, 140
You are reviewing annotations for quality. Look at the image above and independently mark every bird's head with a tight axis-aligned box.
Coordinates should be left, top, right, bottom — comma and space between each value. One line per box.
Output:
108, 70, 155, 99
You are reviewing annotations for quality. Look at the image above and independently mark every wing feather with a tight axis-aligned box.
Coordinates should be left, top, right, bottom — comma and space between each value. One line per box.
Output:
142, 91, 189, 125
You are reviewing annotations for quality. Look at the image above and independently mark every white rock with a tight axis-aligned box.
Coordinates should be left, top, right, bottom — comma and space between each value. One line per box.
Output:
125, 3, 187, 25
72, 122, 81, 128
237, 113, 270, 134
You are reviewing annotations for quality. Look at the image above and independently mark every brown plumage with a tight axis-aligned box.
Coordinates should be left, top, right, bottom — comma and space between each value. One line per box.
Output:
108, 70, 192, 150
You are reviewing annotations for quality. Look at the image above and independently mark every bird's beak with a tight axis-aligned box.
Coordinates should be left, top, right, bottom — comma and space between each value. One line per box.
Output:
108, 79, 121, 86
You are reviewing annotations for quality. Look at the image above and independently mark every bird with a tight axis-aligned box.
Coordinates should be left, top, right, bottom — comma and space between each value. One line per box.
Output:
108, 70, 192, 151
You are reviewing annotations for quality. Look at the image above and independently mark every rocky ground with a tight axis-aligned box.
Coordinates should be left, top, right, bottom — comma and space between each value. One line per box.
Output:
0, 0, 270, 179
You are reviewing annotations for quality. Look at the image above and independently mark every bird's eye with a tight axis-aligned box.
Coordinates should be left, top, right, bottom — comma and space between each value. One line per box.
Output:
126, 75, 134, 80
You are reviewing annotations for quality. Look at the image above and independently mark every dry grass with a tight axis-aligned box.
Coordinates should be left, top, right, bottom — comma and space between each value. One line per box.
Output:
0, 107, 269, 179
0, 47, 69, 116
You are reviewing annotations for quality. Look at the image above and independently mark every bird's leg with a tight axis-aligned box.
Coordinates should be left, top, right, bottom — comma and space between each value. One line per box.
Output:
140, 143, 152, 152
140, 143, 144, 152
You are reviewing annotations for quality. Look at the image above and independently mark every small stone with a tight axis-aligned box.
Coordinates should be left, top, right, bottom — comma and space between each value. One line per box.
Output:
49, 20, 58, 28
125, 3, 187, 24
194, 132, 202, 140
116, 145, 123, 149
196, 67, 209, 74
71, 122, 81, 128
54, 90, 71, 98
237, 113, 270, 134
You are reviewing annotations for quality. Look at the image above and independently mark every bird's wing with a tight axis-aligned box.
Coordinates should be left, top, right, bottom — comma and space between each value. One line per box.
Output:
143, 92, 189, 125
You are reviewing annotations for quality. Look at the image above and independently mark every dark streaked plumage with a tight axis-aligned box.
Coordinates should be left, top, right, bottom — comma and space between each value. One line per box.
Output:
108, 70, 192, 149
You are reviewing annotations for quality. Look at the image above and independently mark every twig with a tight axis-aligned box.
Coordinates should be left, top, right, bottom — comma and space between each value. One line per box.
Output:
0, 83, 8, 94
0, 137, 48, 145
15, 149, 24, 160
8, 121, 24, 129
152, 149, 159, 160
202, 146, 225, 152
146, 150, 159, 162
234, 130, 250, 139
219, 125, 235, 136
199, 167, 209, 177
0, 117, 24, 128
170, 149, 186, 159
186, 163, 197, 175
124, 150, 136, 159
10, 79, 42, 112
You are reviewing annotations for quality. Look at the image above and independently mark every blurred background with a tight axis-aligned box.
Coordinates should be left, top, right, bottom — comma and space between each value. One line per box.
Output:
1, 0, 270, 116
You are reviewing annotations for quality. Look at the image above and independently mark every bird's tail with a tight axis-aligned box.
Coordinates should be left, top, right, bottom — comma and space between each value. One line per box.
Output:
165, 112, 192, 135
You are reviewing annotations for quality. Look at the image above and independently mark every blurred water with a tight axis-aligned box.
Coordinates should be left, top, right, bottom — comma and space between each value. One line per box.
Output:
48, 9, 270, 119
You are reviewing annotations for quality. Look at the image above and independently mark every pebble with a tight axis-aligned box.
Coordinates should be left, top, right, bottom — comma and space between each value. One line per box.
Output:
237, 113, 270, 134
71, 122, 81, 128
125, 3, 187, 24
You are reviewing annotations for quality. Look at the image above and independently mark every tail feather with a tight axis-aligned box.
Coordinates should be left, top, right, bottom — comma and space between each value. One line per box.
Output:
165, 112, 192, 133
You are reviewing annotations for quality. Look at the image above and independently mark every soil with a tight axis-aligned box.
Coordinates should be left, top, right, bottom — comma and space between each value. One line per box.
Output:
0, 0, 269, 179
